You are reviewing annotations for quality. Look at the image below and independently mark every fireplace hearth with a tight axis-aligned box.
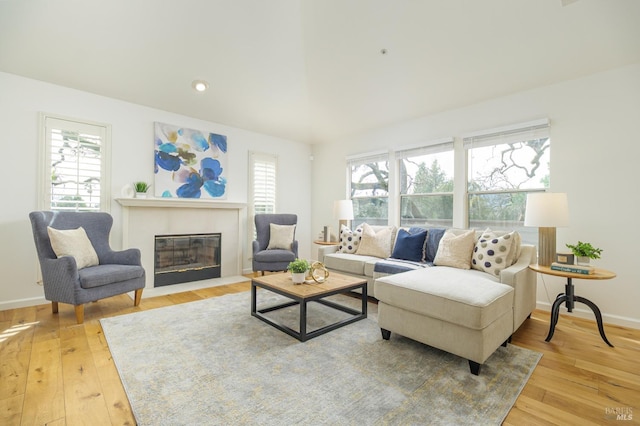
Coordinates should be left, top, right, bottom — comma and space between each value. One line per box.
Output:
154, 233, 221, 287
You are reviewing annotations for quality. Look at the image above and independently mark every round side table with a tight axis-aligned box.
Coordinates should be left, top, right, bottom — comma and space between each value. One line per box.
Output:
529, 264, 616, 347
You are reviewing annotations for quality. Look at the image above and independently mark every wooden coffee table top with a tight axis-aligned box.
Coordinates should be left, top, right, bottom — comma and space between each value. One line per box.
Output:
252, 272, 366, 299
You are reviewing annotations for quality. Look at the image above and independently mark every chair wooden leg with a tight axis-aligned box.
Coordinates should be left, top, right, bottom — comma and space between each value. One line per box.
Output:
134, 289, 143, 306
74, 305, 85, 324
51, 301, 59, 314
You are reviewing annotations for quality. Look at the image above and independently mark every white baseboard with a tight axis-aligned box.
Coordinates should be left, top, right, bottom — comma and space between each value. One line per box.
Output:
0, 296, 48, 311
536, 301, 640, 330
0, 276, 250, 311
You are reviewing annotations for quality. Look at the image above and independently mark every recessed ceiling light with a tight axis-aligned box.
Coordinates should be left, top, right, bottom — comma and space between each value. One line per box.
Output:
192, 80, 209, 92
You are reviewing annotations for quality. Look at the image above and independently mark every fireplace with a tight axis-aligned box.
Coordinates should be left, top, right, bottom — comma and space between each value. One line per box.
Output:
154, 233, 221, 287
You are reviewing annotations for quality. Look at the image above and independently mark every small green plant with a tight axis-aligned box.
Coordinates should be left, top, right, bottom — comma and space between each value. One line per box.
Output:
133, 181, 150, 193
287, 258, 310, 273
565, 241, 603, 259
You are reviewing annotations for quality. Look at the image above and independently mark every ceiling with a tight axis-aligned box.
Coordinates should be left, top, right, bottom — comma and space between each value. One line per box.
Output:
1, 0, 639, 144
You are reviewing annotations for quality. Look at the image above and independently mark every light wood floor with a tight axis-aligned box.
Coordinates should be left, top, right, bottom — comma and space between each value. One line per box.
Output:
1, 279, 638, 425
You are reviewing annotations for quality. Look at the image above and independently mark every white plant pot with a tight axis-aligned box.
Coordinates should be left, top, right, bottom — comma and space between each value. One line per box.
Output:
291, 272, 306, 284
135, 192, 147, 199
576, 256, 590, 266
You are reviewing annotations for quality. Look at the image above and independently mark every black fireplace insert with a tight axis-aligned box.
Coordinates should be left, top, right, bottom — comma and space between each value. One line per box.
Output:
154, 233, 221, 287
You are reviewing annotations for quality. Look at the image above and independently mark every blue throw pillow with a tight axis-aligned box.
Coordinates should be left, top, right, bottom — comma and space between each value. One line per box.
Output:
391, 228, 428, 262
425, 228, 446, 263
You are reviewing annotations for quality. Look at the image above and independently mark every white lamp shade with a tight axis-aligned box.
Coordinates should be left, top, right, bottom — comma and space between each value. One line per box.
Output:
333, 199, 354, 220
524, 192, 569, 227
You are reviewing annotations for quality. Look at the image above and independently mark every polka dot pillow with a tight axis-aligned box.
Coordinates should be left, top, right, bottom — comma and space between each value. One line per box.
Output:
338, 224, 363, 254
471, 229, 515, 277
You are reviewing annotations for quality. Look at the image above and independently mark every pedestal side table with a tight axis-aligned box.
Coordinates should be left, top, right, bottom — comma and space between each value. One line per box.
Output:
529, 264, 616, 347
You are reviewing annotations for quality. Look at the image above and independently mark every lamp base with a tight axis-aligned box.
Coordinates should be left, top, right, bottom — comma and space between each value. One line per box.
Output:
338, 220, 348, 232
538, 227, 557, 267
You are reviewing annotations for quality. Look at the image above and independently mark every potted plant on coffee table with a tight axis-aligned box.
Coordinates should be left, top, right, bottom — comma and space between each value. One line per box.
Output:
288, 258, 310, 284
565, 241, 603, 266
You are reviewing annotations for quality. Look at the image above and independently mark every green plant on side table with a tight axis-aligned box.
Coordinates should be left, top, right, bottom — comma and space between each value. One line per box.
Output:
133, 181, 151, 198
565, 241, 603, 266
288, 258, 310, 284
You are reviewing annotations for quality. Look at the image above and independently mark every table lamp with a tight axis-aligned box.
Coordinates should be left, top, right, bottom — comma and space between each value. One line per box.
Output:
524, 192, 569, 267
333, 199, 354, 233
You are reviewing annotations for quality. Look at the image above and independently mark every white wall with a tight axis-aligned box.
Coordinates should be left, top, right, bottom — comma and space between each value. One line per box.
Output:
0, 71, 312, 309
311, 63, 640, 329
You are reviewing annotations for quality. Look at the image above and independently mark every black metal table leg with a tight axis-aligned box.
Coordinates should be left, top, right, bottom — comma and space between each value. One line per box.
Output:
574, 296, 614, 347
565, 277, 574, 312
545, 294, 567, 342
300, 299, 307, 342
546, 277, 614, 347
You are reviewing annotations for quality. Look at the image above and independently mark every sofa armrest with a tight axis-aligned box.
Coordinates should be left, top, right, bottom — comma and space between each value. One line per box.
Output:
500, 244, 537, 331
317, 245, 339, 263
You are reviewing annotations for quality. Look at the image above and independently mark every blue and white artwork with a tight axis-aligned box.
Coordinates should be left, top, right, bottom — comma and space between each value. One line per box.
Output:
154, 122, 228, 199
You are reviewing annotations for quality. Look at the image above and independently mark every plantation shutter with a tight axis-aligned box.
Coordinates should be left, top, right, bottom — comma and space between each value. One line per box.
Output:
250, 152, 277, 215
248, 151, 278, 243
43, 115, 110, 212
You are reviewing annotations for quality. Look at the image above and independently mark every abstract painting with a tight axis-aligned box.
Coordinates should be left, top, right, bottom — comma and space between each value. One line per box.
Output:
154, 122, 227, 199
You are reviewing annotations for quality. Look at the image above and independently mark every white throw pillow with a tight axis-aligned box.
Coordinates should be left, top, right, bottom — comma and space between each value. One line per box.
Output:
471, 229, 515, 277
338, 224, 363, 254
356, 223, 394, 258
433, 229, 476, 270
266, 223, 296, 250
47, 226, 99, 269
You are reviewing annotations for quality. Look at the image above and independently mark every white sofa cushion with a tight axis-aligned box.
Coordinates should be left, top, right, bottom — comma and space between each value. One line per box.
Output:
375, 267, 512, 330
356, 223, 395, 258
433, 229, 476, 269
323, 252, 380, 276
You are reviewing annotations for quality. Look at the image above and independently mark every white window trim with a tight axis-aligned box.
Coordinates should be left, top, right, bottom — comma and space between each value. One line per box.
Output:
462, 118, 550, 149
394, 137, 454, 159
38, 112, 112, 212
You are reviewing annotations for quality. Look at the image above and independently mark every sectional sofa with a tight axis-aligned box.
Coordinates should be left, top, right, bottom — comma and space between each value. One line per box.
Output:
318, 224, 537, 374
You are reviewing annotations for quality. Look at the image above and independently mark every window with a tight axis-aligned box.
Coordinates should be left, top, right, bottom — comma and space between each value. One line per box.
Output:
465, 119, 550, 243
397, 140, 454, 228
40, 114, 111, 212
248, 151, 277, 238
347, 151, 389, 226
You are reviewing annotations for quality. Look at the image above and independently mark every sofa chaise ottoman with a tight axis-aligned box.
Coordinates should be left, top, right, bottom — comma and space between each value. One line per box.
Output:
376, 267, 515, 375
319, 225, 537, 374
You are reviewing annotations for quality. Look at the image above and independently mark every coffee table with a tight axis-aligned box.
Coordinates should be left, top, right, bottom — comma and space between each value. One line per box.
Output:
251, 272, 367, 342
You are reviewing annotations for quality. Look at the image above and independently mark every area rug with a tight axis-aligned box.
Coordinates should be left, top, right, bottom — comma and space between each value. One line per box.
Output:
101, 291, 541, 425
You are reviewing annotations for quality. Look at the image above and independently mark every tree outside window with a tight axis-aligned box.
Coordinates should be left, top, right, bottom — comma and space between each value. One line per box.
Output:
349, 159, 388, 226
467, 135, 550, 244
399, 149, 454, 228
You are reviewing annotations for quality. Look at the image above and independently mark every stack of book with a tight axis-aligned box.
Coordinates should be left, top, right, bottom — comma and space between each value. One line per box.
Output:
550, 262, 595, 275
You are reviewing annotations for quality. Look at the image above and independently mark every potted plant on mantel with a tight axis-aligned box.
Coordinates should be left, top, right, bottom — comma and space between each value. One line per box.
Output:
288, 258, 310, 284
565, 241, 603, 266
133, 181, 151, 198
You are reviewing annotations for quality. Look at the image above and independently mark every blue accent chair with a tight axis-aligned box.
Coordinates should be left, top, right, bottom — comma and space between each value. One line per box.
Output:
29, 211, 145, 324
252, 213, 298, 275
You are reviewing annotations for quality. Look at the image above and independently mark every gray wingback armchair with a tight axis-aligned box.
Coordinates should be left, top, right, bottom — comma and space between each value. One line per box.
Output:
29, 211, 145, 324
252, 213, 298, 275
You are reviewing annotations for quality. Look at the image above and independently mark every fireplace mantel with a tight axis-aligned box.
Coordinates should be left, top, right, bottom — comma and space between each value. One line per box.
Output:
116, 197, 246, 288
116, 197, 246, 210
